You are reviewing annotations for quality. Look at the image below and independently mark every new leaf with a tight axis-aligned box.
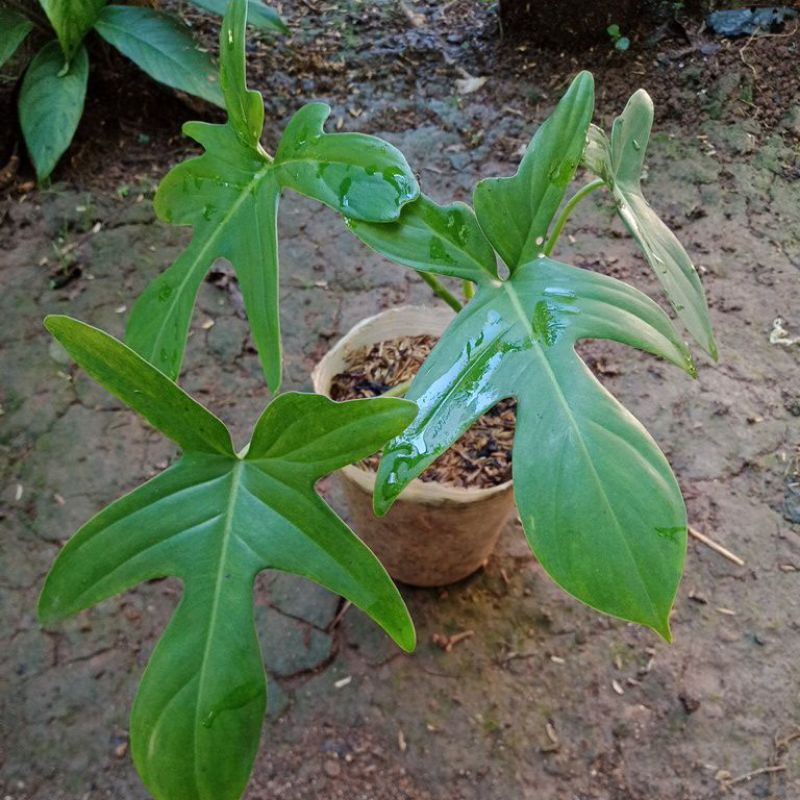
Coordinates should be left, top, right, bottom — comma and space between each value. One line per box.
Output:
582, 91, 717, 357
40, 315, 417, 800
126, 0, 419, 390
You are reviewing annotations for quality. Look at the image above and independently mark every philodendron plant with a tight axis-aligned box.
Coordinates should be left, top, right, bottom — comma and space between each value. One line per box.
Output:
37, 1, 715, 796
348, 71, 716, 640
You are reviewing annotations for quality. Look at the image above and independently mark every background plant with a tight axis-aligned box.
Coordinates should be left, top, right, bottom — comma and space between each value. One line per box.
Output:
0, 0, 286, 180
348, 71, 716, 639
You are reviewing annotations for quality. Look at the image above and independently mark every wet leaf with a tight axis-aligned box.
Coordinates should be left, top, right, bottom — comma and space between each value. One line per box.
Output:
126, 0, 418, 390
18, 41, 88, 180
39, 0, 105, 59
583, 91, 717, 357
40, 315, 417, 800
473, 71, 594, 271
374, 258, 693, 639
346, 194, 497, 282
0, 8, 34, 68
93, 5, 224, 107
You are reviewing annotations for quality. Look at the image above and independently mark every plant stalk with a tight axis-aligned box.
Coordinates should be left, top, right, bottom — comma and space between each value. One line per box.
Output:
462, 280, 475, 300
543, 178, 605, 256
420, 271, 462, 312
381, 378, 413, 398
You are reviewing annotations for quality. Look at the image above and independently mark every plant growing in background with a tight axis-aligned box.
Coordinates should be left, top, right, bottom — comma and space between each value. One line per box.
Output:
348, 71, 716, 639
0, 0, 286, 180
606, 23, 630, 50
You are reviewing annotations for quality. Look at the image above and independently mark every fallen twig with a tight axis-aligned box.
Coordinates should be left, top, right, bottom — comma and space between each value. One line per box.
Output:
689, 526, 745, 566
432, 629, 474, 652
722, 764, 785, 788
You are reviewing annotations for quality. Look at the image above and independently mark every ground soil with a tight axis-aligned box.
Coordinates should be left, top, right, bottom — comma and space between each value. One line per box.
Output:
1, 2, 799, 799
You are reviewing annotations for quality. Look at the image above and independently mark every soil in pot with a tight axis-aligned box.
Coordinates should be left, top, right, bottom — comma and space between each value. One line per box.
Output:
329, 334, 516, 489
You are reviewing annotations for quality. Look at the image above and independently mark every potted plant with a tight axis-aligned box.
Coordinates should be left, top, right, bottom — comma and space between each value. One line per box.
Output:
320, 70, 716, 641
35, 2, 717, 798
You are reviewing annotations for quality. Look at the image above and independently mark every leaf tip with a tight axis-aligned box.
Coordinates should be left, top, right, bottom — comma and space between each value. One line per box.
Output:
652, 615, 673, 644
396, 619, 417, 653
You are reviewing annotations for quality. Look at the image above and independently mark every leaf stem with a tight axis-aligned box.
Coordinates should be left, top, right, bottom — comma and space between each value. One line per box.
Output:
419, 271, 462, 312
381, 379, 412, 398
462, 280, 475, 301
543, 178, 605, 256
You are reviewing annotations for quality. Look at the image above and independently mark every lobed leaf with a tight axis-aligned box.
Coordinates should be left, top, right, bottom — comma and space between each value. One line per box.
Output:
40, 318, 417, 800
93, 5, 224, 107
188, 0, 289, 34
45, 315, 233, 455
127, 0, 418, 389
0, 8, 34, 68
346, 194, 498, 282
38, 0, 105, 60
275, 102, 419, 223
473, 71, 595, 270
18, 41, 88, 180
374, 257, 693, 638
582, 91, 717, 357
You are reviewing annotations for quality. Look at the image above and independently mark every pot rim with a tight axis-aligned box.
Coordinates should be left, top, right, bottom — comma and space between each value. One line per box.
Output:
311, 305, 514, 506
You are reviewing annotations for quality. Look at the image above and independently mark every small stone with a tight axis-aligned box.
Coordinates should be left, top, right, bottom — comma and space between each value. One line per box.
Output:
679, 693, 701, 714
324, 759, 341, 778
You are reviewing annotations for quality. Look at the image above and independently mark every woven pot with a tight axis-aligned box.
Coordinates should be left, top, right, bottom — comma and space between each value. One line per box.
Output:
311, 306, 515, 587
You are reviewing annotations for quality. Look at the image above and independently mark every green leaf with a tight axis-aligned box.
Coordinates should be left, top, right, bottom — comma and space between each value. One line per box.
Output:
39, 317, 417, 800
583, 90, 717, 357
473, 71, 594, 271
346, 194, 498, 282
0, 8, 34, 68
127, 0, 418, 390
45, 315, 233, 455
38, 0, 105, 59
18, 41, 88, 180
275, 102, 418, 222
93, 5, 224, 107
188, 0, 289, 34
374, 257, 694, 639
219, 0, 264, 148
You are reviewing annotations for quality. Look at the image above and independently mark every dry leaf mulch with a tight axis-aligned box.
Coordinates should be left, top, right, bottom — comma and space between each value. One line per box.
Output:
329, 334, 515, 489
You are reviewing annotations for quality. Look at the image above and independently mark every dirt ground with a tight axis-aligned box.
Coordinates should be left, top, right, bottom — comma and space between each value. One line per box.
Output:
1, 2, 799, 799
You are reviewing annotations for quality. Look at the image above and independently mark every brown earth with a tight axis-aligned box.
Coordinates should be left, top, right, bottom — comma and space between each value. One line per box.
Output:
1, 2, 799, 799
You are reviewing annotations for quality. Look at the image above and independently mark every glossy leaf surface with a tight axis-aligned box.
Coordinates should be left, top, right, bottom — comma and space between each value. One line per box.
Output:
40, 315, 417, 800
38, 0, 105, 59
346, 194, 498, 282
374, 258, 694, 639
93, 5, 224, 107
0, 8, 34, 68
19, 41, 88, 180
188, 0, 288, 33
473, 71, 594, 270
583, 91, 716, 357
127, 0, 418, 389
